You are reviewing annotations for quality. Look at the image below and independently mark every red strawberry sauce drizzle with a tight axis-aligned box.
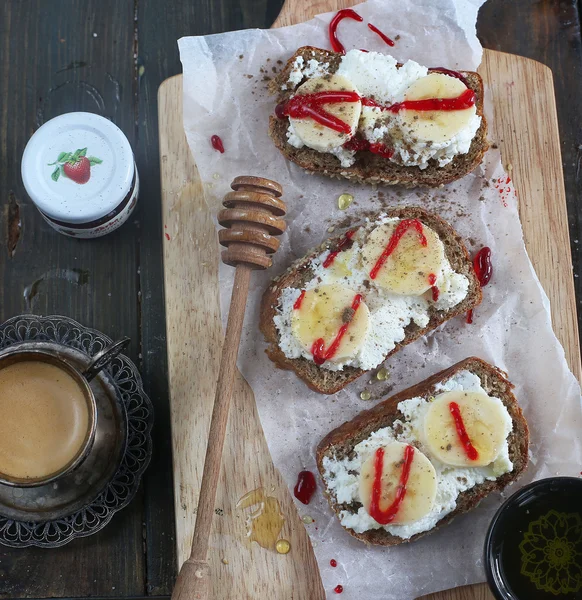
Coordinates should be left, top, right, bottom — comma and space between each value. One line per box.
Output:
329, 9, 363, 54
369, 444, 415, 524
276, 91, 361, 134
369, 219, 427, 280
211, 135, 224, 153
293, 289, 306, 310
293, 470, 316, 504
364, 88, 475, 113
428, 273, 439, 301
322, 229, 356, 268
449, 402, 479, 460
329, 8, 395, 54
367, 23, 395, 47
275, 90, 475, 156
330, 559, 338, 567
334, 585, 344, 594
311, 294, 363, 365
276, 9, 473, 154
342, 137, 370, 152
343, 137, 394, 159
466, 247, 492, 324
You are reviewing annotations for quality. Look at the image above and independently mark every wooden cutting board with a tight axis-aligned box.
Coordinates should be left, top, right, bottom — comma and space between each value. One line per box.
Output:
159, 1, 582, 597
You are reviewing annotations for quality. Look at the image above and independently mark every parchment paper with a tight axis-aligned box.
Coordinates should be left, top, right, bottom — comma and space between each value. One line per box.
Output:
178, 2, 582, 597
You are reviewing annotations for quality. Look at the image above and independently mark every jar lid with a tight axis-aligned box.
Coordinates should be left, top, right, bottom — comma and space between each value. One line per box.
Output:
21, 112, 135, 224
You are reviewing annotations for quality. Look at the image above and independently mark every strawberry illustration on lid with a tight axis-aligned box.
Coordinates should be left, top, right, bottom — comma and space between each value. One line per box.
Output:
48, 147, 103, 184
21, 112, 139, 238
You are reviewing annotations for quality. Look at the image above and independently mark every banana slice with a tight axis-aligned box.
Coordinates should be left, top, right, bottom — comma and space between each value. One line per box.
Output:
424, 391, 508, 467
361, 221, 445, 295
291, 284, 369, 363
289, 75, 362, 152
322, 246, 357, 282
359, 442, 437, 525
400, 73, 477, 143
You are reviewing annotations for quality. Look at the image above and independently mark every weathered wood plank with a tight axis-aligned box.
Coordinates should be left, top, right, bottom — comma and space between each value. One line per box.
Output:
0, 1, 144, 597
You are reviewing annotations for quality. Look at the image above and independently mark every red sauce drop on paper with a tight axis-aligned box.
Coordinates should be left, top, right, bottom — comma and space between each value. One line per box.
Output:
311, 294, 363, 365
449, 402, 479, 460
474, 247, 493, 287
329, 9, 363, 54
294, 471, 316, 505
211, 135, 224, 153
293, 289, 306, 310
367, 22, 395, 47
360, 97, 387, 110
330, 559, 338, 567
323, 230, 356, 268
369, 445, 415, 524
334, 585, 344, 594
466, 247, 492, 324
369, 219, 427, 280
165, 233, 171, 241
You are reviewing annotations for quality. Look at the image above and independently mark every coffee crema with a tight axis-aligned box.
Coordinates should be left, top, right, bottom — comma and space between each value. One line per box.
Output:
0, 361, 89, 481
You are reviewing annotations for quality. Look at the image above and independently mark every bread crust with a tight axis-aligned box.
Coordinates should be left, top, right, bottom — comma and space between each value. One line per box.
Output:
268, 46, 489, 187
316, 357, 530, 545
259, 207, 482, 393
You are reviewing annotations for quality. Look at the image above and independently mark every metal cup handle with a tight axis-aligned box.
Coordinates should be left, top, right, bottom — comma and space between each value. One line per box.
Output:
82, 337, 131, 382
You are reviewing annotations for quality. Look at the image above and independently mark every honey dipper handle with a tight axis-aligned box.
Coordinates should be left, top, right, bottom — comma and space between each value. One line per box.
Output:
171, 264, 252, 600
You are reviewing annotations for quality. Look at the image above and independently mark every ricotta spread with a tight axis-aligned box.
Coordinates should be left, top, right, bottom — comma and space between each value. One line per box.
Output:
321, 371, 514, 538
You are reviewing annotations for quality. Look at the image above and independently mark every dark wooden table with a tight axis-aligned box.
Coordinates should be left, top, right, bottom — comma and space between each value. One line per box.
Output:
0, 1, 580, 598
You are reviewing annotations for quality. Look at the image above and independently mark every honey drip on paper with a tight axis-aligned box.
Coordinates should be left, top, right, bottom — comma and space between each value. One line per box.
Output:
236, 487, 285, 551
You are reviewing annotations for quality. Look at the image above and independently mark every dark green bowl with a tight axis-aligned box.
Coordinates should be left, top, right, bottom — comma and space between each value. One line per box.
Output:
484, 477, 582, 600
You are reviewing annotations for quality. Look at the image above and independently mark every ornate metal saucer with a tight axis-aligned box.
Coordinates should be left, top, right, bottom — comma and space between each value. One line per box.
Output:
0, 315, 153, 548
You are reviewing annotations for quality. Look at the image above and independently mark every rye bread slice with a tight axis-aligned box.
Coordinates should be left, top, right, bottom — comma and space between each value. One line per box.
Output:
316, 357, 530, 546
268, 46, 488, 187
259, 206, 482, 394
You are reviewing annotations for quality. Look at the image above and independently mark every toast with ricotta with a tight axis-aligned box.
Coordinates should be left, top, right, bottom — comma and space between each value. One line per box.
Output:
260, 207, 482, 393
317, 357, 529, 545
269, 46, 488, 187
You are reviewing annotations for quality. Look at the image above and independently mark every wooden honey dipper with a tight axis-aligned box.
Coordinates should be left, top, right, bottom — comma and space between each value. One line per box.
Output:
172, 176, 286, 600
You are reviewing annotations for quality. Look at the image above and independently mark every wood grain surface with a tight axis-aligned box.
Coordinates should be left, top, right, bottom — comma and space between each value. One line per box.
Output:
159, 4, 581, 599
0, 2, 146, 597
476, 0, 582, 343
1, 0, 581, 598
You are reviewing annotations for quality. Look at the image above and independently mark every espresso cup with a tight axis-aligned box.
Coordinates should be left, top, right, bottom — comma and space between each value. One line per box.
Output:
0, 338, 129, 487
